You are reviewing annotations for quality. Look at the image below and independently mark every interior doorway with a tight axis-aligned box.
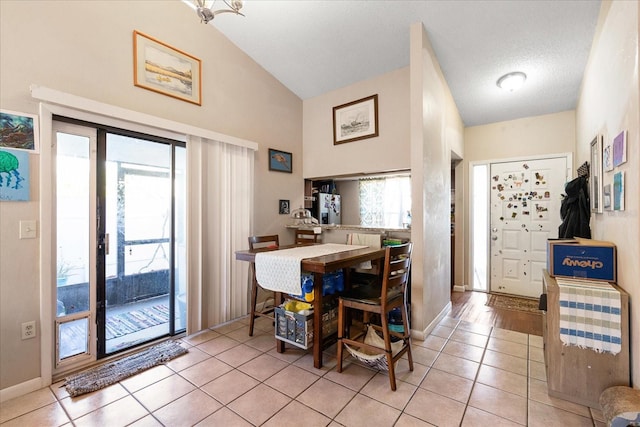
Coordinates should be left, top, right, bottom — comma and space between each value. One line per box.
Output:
450, 156, 462, 290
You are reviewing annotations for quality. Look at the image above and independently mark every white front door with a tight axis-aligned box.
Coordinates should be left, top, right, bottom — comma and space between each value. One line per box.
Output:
490, 157, 569, 297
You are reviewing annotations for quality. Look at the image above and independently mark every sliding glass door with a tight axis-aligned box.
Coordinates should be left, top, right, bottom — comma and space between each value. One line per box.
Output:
54, 120, 186, 370
100, 133, 186, 354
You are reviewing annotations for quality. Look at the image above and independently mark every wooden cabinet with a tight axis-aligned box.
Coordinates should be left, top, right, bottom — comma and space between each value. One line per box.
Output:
542, 270, 630, 408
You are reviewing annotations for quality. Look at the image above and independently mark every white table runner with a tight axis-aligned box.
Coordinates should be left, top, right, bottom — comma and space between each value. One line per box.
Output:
255, 244, 366, 294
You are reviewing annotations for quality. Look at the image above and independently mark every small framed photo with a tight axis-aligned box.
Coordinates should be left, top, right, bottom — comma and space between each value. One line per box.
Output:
613, 171, 625, 211
612, 130, 627, 168
590, 135, 602, 213
333, 94, 379, 145
603, 140, 614, 172
603, 184, 612, 210
133, 30, 202, 105
0, 109, 39, 152
279, 199, 290, 215
268, 148, 292, 173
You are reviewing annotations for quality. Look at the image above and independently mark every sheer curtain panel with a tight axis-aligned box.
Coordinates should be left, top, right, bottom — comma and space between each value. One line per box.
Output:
187, 136, 254, 333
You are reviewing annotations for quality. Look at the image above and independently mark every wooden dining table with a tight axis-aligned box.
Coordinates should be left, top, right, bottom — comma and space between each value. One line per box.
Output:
235, 244, 385, 368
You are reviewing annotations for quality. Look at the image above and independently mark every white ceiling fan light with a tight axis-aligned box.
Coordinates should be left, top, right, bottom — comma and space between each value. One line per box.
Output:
195, 0, 244, 24
496, 71, 527, 92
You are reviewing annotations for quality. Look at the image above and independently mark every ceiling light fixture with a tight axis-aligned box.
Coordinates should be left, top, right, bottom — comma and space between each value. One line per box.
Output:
195, 0, 244, 24
496, 71, 527, 92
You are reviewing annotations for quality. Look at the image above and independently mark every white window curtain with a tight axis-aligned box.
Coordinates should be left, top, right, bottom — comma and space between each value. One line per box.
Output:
186, 136, 254, 333
359, 177, 411, 228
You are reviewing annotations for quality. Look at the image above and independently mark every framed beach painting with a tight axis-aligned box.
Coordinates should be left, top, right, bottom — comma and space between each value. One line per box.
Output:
0, 110, 39, 152
333, 94, 379, 145
133, 30, 202, 105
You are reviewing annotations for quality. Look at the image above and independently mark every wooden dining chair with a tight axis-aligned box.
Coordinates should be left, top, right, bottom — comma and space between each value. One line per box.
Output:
247, 235, 280, 336
336, 242, 413, 391
295, 229, 320, 245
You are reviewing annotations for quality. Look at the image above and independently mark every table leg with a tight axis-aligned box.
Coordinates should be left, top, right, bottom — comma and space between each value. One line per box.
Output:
276, 291, 285, 353
313, 271, 324, 369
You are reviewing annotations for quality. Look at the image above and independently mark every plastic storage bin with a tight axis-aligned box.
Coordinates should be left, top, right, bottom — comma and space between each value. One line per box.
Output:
275, 304, 314, 349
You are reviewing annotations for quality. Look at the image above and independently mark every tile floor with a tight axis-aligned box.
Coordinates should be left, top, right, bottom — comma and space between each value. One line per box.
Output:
0, 315, 606, 426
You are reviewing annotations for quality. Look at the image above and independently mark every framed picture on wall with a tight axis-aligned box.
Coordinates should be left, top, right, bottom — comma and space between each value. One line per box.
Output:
589, 135, 602, 213
279, 199, 290, 215
133, 30, 202, 105
0, 109, 39, 152
333, 94, 379, 145
612, 130, 627, 168
603, 184, 612, 210
268, 148, 292, 173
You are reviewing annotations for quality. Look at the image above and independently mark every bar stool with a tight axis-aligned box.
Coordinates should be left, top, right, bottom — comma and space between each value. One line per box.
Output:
248, 235, 280, 336
336, 242, 413, 391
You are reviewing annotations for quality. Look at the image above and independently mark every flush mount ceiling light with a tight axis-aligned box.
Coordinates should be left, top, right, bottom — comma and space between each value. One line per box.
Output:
195, 0, 244, 24
496, 71, 527, 92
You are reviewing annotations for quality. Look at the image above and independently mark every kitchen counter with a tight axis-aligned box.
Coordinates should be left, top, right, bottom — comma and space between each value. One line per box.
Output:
285, 224, 411, 233
285, 224, 411, 246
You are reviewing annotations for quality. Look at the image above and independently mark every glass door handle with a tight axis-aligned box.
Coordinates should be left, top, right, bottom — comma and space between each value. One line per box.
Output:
98, 233, 109, 255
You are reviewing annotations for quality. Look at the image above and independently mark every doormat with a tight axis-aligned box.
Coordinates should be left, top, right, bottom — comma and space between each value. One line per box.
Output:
486, 294, 541, 314
64, 340, 187, 397
106, 304, 169, 340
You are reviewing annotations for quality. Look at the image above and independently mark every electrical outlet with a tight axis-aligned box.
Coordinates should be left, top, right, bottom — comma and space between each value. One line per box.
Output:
21, 321, 36, 340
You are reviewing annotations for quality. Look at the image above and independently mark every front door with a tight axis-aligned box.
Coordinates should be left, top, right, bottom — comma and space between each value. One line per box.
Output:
489, 156, 568, 297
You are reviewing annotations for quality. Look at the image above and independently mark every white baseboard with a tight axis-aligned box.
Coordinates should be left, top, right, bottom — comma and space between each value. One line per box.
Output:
453, 284, 466, 292
410, 301, 452, 341
0, 377, 44, 403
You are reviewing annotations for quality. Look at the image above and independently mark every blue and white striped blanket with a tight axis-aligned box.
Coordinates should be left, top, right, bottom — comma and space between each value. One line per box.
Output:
557, 278, 621, 355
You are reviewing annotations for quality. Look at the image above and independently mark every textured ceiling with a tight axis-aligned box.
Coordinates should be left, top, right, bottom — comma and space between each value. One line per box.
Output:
202, 0, 601, 127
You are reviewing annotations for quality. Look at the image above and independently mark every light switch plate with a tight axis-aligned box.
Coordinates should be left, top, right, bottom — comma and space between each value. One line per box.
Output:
19, 220, 37, 239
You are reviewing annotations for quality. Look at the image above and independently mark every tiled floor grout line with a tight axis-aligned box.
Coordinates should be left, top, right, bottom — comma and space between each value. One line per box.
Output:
458, 323, 492, 425
3, 318, 603, 427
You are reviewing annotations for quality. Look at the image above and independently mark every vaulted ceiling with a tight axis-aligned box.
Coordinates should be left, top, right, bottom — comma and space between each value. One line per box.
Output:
198, 0, 601, 127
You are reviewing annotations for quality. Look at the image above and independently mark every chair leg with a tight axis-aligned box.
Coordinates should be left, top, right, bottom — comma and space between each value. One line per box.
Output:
401, 304, 413, 371
337, 299, 345, 373
380, 314, 397, 391
249, 267, 259, 336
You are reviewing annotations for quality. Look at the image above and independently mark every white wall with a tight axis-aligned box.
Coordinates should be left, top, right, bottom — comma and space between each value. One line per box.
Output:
575, 0, 639, 387
303, 68, 410, 178
0, 0, 302, 392
410, 23, 465, 335
463, 111, 576, 287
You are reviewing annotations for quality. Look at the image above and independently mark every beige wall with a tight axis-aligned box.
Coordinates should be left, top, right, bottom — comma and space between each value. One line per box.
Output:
575, 0, 639, 387
463, 111, 576, 287
0, 0, 301, 392
410, 23, 465, 335
302, 68, 410, 179
465, 111, 576, 163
